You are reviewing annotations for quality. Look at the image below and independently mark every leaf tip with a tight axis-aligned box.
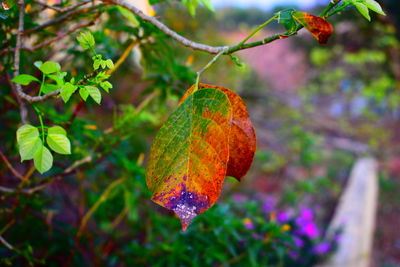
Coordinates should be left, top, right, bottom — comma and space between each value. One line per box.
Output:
173, 203, 197, 231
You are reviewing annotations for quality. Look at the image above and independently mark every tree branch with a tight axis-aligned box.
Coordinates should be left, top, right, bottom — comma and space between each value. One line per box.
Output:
0, 19, 97, 57
0, 151, 23, 180
105, 0, 340, 55
32, 0, 91, 13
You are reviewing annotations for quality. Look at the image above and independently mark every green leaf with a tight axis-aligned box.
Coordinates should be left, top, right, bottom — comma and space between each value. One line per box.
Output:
277, 9, 297, 32
116, 6, 139, 26
105, 59, 114, 69
354, 2, 371, 21
77, 31, 95, 50
79, 87, 89, 101
39, 61, 61, 74
12, 74, 40, 85
41, 83, 59, 94
93, 60, 101, 70
46, 126, 71, 154
33, 145, 53, 174
34, 61, 43, 69
85, 86, 102, 104
364, 0, 385, 15
17, 124, 38, 142
100, 81, 112, 92
16, 124, 42, 161
47, 73, 65, 87
100, 61, 106, 69
60, 82, 77, 103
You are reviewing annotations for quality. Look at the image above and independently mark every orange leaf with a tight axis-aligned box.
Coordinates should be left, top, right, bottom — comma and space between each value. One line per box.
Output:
146, 88, 232, 230
292, 11, 333, 45
181, 83, 256, 181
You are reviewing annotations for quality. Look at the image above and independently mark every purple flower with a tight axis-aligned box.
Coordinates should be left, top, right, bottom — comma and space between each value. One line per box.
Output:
293, 236, 304, 248
295, 208, 320, 239
243, 218, 254, 230
261, 196, 276, 213
313, 242, 331, 255
301, 222, 320, 238
277, 211, 290, 223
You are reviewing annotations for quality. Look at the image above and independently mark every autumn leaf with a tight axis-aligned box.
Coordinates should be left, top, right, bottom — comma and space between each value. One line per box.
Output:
181, 84, 256, 181
146, 88, 232, 230
292, 11, 334, 45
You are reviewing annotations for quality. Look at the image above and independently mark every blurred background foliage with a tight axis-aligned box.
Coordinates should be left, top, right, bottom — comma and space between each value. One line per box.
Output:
0, 0, 399, 266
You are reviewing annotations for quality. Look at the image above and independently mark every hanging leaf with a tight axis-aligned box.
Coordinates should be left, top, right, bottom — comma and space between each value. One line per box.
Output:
33, 145, 53, 174
292, 11, 334, 45
16, 124, 42, 161
180, 84, 256, 181
354, 2, 371, 21
46, 126, 71, 155
12, 74, 40, 85
146, 88, 232, 230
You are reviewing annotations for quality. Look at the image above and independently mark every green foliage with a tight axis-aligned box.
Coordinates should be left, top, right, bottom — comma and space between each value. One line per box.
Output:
33, 145, 53, 174
77, 31, 95, 50
16, 124, 42, 161
11, 74, 40, 85
277, 9, 297, 32
343, 0, 385, 21
181, 0, 214, 16
46, 126, 71, 155
16, 124, 71, 173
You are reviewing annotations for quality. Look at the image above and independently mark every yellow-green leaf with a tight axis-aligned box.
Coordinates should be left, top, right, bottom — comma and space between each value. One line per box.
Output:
16, 124, 42, 161
46, 126, 71, 155
33, 145, 53, 174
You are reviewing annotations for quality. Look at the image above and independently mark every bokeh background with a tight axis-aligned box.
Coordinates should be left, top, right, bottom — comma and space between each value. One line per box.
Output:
0, 0, 399, 266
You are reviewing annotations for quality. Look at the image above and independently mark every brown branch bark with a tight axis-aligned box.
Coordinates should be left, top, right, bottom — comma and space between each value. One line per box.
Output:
32, 0, 91, 13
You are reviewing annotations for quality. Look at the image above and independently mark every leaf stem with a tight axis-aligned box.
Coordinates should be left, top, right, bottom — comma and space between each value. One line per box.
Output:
195, 48, 228, 90
33, 104, 45, 142
38, 74, 45, 96
239, 15, 278, 46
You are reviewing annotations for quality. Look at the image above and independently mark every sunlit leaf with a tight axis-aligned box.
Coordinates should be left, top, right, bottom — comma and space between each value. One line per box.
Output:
364, 0, 385, 15
41, 84, 59, 94
354, 2, 371, 21
146, 88, 232, 230
39, 61, 61, 74
46, 126, 71, 155
292, 11, 334, 45
12, 74, 40, 85
181, 84, 256, 181
60, 82, 77, 103
85, 86, 101, 104
16, 124, 42, 161
33, 145, 53, 174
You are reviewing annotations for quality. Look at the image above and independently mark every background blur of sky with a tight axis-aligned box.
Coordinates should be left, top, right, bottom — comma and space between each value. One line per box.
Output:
212, 0, 325, 9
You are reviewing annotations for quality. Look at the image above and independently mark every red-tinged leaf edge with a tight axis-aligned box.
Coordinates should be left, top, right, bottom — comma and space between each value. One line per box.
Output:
180, 83, 256, 181
292, 11, 333, 45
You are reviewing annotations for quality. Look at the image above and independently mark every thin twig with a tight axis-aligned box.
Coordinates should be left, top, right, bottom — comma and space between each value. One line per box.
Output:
0, 151, 23, 180
12, 0, 29, 122
23, 4, 103, 35
0, 235, 14, 250
32, 0, 91, 13
5, 73, 28, 123
106, 39, 141, 75
1, 19, 97, 56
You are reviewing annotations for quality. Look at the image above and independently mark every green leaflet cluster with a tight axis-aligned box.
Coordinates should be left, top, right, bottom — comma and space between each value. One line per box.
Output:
16, 125, 71, 174
332, 0, 385, 21
12, 31, 114, 174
